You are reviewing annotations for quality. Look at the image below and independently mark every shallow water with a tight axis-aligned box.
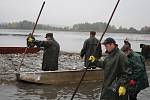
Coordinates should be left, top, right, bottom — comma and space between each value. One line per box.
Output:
0, 80, 150, 100
0, 29, 150, 52
0, 29, 150, 100
0, 82, 102, 100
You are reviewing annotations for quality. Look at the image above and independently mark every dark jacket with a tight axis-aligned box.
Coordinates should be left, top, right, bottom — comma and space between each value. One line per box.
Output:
35, 38, 60, 71
80, 37, 102, 67
141, 44, 150, 59
96, 47, 129, 100
127, 51, 149, 94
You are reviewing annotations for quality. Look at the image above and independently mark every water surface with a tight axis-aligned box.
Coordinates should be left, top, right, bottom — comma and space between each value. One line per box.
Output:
0, 29, 150, 100
0, 29, 150, 52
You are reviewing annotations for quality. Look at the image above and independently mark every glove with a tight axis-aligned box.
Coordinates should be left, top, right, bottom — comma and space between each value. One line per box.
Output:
129, 80, 136, 87
88, 55, 96, 63
27, 35, 35, 47
27, 37, 34, 43
118, 85, 126, 96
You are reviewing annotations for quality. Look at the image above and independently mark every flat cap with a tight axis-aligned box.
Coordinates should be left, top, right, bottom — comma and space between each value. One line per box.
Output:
90, 31, 96, 35
45, 33, 53, 38
102, 37, 116, 45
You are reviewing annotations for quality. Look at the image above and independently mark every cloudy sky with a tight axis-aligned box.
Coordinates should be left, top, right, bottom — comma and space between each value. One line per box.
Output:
0, 0, 150, 29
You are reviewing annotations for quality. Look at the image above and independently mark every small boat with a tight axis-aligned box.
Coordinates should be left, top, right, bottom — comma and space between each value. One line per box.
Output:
17, 69, 104, 85
18, 66, 150, 85
0, 47, 41, 54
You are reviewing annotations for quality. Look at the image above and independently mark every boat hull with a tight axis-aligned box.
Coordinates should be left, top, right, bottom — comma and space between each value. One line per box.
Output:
18, 69, 104, 84
0, 47, 40, 54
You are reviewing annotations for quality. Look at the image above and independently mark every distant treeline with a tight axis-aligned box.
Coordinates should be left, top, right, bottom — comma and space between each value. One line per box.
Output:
72, 22, 150, 34
0, 20, 68, 31
0, 20, 150, 33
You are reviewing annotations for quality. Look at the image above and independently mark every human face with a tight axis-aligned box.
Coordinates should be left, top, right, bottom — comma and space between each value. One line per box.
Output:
123, 50, 131, 56
104, 43, 115, 53
46, 36, 51, 40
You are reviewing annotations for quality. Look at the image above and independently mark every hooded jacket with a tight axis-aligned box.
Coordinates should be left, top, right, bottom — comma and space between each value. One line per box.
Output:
127, 51, 149, 94
96, 47, 129, 100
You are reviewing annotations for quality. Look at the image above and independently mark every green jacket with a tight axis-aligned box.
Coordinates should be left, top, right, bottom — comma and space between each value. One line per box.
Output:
127, 51, 149, 93
96, 47, 129, 100
80, 37, 102, 67
35, 38, 60, 71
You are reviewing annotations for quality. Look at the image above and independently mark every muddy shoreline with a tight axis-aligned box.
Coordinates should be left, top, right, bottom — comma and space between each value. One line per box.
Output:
0, 51, 84, 84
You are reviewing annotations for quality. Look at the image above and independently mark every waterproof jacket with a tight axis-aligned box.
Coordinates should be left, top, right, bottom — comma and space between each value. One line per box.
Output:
96, 47, 129, 100
80, 37, 102, 67
35, 38, 60, 71
127, 51, 149, 94
141, 44, 150, 59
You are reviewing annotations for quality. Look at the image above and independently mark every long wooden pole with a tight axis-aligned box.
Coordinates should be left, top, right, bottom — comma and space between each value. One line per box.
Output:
71, 0, 121, 99
18, 1, 45, 72
31, 1, 45, 35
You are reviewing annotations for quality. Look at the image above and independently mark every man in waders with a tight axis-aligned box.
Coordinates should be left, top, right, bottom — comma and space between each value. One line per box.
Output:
89, 37, 129, 100
122, 45, 149, 100
80, 31, 102, 69
28, 33, 60, 71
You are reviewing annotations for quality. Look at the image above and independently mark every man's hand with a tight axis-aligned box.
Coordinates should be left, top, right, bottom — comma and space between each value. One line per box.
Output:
28, 37, 34, 43
118, 85, 126, 96
27, 35, 36, 47
129, 80, 136, 87
88, 55, 96, 62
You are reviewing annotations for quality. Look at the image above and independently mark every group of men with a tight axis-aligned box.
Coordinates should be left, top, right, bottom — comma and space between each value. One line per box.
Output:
80, 31, 149, 100
27, 31, 149, 100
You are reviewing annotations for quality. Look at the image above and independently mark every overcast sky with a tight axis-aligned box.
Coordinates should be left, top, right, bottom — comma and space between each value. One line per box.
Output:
0, 0, 150, 29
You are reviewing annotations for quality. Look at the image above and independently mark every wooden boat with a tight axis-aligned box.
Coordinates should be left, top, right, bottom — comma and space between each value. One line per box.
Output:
17, 69, 104, 85
0, 47, 41, 54
18, 68, 150, 85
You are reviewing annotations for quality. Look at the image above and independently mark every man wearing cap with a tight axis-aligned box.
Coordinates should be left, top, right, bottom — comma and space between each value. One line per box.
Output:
89, 37, 129, 100
121, 38, 131, 51
80, 31, 102, 69
28, 33, 60, 71
122, 45, 149, 100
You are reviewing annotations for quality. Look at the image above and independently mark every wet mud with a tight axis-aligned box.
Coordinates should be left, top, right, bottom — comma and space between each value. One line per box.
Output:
0, 51, 84, 84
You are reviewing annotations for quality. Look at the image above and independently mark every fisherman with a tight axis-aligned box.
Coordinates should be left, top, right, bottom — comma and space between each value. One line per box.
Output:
122, 45, 149, 100
123, 38, 131, 48
28, 33, 60, 71
140, 44, 150, 59
80, 31, 102, 69
89, 37, 129, 100
26, 33, 35, 47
